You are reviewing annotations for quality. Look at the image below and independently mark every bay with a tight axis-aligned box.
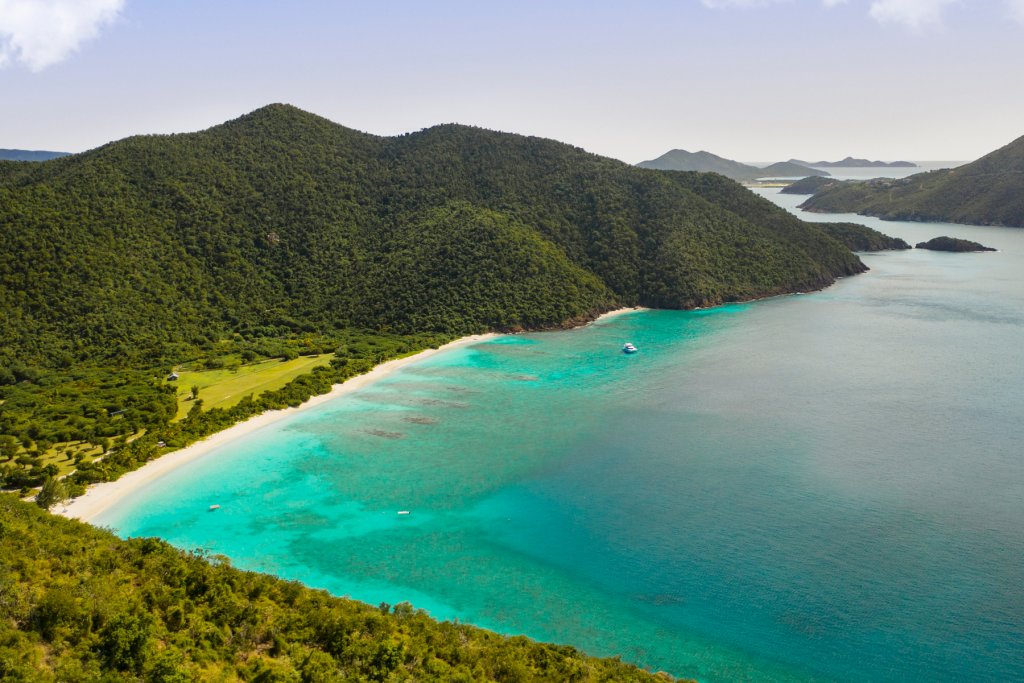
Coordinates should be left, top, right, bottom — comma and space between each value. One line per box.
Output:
98, 191, 1024, 682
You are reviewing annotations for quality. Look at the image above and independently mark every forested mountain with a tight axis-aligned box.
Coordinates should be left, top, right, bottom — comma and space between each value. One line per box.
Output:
637, 149, 825, 181
0, 494, 675, 682
799, 135, 1024, 227
1, 104, 863, 371
0, 149, 69, 161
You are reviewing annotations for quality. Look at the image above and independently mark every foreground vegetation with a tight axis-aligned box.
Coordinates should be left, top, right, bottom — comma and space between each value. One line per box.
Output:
0, 494, 675, 682
799, 133, 1024, 227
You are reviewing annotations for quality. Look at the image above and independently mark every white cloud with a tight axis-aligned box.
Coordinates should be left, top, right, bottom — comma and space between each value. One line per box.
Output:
0, 0, 124, 71
1007, 0, 1024, 23
868, 0, 959, 30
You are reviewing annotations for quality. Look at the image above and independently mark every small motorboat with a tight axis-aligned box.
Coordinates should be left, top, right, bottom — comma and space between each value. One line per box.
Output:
209, 504, 221, 511
397, 510, 411, 516
622, 342, 638, 354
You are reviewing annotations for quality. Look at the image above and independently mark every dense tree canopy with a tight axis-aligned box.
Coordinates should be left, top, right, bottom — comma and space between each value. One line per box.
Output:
0, 104, 863, 372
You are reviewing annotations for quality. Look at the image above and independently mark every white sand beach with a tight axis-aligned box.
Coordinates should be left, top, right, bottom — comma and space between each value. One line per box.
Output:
57, 333, 498, 524
590, 306, 646, 323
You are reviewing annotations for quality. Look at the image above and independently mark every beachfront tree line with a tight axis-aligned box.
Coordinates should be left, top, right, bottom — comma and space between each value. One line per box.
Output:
0, 330, 450, 494
0, 494, 679, 682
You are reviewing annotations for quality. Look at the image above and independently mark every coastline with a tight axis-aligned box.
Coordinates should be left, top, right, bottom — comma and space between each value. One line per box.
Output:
56, 307, 643, 525
57, 332, 499, 524
589, 306, 646, 324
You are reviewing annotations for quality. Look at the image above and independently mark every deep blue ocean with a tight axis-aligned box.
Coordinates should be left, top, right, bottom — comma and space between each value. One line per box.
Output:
98, 190, 1024, 682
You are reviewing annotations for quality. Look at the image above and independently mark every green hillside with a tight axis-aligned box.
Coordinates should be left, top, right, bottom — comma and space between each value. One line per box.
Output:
0, 104, 865, 489
1, 104, 864, 369
0, 493, 675, 682
799, 135, 1024, 227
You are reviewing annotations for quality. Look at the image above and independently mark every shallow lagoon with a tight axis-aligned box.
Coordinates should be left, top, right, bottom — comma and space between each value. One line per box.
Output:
100, 194, 1024, 682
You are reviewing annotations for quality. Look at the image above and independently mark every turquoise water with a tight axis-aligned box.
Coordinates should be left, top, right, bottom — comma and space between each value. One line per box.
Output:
98, 197, 1024, 682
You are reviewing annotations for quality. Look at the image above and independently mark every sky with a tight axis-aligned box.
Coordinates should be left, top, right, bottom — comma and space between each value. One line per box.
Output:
1, 0, 1022, 163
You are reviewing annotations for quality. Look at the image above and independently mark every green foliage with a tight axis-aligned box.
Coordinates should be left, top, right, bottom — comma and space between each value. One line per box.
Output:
34, 476, 67, 510
799, 134, 1024, 227
0, 494, 677, 682
811, 222, 911, 251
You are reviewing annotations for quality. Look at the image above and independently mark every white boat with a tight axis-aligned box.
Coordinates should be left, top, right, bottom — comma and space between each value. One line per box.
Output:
397, 510, 411, 515
622, 342, 638, 354
209, 504, 221, 511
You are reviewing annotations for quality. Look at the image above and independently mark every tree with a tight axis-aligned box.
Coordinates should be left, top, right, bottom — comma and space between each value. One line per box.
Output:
0, 434, 18, 459
35, 476, 68, 510
191, 385, 200, 400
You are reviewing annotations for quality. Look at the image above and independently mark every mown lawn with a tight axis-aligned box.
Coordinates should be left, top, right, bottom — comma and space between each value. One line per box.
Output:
170, 354, 335, 420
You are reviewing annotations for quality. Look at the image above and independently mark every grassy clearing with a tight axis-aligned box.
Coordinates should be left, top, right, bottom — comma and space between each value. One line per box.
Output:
38, 442, 104, 477
170, 354, 335, 420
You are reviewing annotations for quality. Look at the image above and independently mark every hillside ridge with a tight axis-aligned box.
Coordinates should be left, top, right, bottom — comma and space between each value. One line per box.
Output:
799, 134, 1024, 227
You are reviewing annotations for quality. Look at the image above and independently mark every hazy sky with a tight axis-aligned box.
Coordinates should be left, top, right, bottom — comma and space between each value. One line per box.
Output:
1, 0, 1022, 163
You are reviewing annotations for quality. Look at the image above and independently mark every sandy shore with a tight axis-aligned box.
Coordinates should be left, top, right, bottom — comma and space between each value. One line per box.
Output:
57, 333, 498, 524
590, 306, 646, 324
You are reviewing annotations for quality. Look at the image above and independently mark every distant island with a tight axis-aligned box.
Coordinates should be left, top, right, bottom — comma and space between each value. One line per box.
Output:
799, 133, 1024, 228
780, 175, 841, 195
637, 149, 827, 181
916, 236, 996, 252
0, 148, 69, 161
790, 157, 916, 168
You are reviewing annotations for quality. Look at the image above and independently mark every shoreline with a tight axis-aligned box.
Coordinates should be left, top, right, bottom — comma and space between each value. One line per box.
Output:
57, 332, 499, 524
589, 306, 646, 324
57, 307, 643, 525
